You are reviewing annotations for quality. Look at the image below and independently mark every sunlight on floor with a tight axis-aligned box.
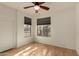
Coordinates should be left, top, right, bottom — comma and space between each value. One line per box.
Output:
23, 47, 38, 56
14, 46, 32, 56
14, 46, 38, 56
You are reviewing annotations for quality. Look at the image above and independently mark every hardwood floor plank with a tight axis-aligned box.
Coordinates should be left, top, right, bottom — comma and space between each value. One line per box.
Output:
0, 42, 78, 56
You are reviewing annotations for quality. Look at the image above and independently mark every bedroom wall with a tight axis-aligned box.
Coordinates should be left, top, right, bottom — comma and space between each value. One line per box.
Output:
35, 2, 76, 49
0, 3, 34, 52
0, 4, 17, 52
16, 11, 34, 47
76, 3, 79, 55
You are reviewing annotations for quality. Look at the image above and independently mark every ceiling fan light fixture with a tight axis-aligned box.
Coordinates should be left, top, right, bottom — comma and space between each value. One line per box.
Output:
34, 5, 40, 10
24, 2, 49, 13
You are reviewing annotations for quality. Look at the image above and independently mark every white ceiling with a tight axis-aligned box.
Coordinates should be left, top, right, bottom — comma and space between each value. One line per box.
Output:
1, 2, 52, 15
1, 2, 75, 15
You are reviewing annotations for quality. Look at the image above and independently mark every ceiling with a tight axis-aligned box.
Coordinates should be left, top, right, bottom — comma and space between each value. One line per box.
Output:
1, 2, 52, 15
1, 2, 75, 15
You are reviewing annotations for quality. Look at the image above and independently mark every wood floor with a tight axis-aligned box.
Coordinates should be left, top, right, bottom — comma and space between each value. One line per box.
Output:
0, 42, 78, 56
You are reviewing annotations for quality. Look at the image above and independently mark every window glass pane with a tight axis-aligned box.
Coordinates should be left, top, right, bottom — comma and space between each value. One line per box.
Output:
24, 17, 31, 37
37, 25, 51, 37
37, 17, 51, 37
24, 24, 31, 37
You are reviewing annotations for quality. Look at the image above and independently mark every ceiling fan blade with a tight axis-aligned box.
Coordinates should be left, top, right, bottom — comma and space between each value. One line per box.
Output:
40, 5, 49, 10
32, 2, 45, 5
24, 6, 34, 9
32, 2, 36, 4
32, 2, 39, 5
38, 2, 45, 5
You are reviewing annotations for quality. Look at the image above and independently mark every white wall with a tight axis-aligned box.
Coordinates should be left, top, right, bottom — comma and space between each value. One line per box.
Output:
35, 3, 76, 49
16, 11, 33, 47
76, 3, 79, 55
0, 3, 34, 52
53, 3, 75, 49
32, 15, 37, 41
0, 4, 17, 52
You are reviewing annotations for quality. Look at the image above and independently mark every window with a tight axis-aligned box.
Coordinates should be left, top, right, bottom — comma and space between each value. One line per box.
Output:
24, 17, 31, 37
37, 17, 51, 37
24, 25, 31, 37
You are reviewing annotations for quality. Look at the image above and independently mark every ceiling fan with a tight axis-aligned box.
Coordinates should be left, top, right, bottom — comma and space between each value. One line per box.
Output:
24, 2, 50, 13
